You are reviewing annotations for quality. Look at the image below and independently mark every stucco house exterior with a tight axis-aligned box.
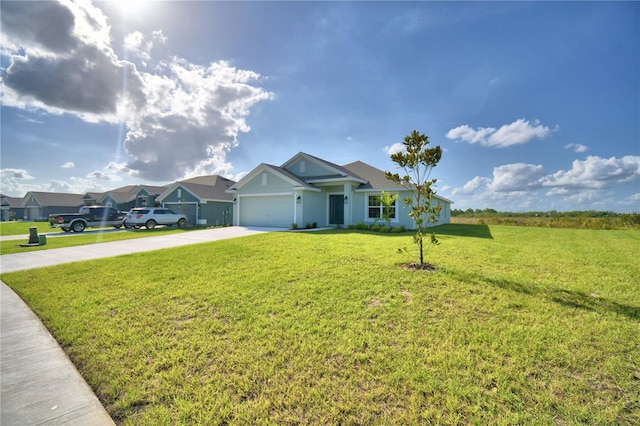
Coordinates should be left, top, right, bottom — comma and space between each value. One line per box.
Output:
227, 152, 452, 228
157, 175, 235, 226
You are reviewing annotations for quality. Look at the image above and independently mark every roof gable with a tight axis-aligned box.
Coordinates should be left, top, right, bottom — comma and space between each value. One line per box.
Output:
281, 152, 366, 182
1, 196, 23, 207
158, 175, 236, 202
228, 163, 318, 191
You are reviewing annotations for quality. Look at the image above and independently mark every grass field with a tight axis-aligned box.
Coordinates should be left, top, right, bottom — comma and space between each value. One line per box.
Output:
0, 221, 55, 236
2, 225, 639, 425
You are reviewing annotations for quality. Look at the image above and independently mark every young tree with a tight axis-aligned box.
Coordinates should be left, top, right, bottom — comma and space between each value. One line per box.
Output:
385, 130, 443, 267
379, 190, 399, 231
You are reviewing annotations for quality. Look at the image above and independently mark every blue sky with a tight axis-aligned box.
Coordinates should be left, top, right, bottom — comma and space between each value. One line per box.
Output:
1, 1, 638, 212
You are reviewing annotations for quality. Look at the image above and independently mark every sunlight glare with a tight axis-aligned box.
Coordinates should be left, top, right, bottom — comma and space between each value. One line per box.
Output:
114, 0, 150, 17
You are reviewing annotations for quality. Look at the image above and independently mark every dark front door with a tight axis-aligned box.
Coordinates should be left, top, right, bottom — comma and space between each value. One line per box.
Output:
329, 194, 344, 225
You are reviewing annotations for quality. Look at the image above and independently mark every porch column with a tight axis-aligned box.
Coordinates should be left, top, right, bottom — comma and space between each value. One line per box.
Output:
343, 183, 353, 227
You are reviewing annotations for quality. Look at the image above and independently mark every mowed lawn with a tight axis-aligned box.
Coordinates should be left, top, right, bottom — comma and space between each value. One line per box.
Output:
2, 225, 639, 425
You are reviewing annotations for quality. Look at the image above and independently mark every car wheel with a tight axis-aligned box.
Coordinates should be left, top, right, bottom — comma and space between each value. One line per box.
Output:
71, 221, 86, 232
178, 218, 187, 228
145, 219, 157, 229
114, 224, 122, 229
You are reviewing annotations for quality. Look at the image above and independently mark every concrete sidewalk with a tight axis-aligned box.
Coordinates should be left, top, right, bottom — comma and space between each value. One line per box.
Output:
0, 226, 282, 424
1, 283, 115, 425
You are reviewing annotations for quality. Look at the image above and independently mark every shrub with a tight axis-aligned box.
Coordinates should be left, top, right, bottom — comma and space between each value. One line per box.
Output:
349, 223, 370, 230
291, 222, 298, 230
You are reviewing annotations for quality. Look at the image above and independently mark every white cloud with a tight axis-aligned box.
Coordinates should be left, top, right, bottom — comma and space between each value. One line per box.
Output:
383, 142, 405, 155
450, 155, 640, 212
487, 163, 546, 192
61, 162, 75, 169
564, 143, 588, 153
1, 168, 35, 180
0, 0, 272, 182
452, 176, 490, 195
446, 118, 555, 148
540, 155, 640, 190
87, 170, 114, 181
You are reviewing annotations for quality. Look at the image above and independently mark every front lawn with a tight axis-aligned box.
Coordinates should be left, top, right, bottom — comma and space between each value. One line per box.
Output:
2, 225, 638, 425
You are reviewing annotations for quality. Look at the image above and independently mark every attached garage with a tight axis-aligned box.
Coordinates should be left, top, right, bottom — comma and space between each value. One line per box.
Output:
164, 202, 197, 225
26, 207, 40, 221
239, 195, 294, 227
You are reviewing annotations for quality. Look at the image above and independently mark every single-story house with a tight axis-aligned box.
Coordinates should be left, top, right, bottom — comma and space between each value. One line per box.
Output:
1, 195, 25, 221
20, 191, 85, 221
157, 175, 235, 226
82, 192, 105, 206
97, 185, 168, 212
226, 152, 453, 228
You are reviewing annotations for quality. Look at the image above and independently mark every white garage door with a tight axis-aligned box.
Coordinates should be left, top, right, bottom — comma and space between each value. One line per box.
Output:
239, 195, 293, 227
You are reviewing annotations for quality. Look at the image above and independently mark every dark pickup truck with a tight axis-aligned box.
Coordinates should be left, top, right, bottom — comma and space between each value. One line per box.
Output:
48, 206, 126, 233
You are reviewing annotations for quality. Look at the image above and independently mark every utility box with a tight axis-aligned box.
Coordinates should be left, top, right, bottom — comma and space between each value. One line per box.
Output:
38, 235, 47, 245
28, 227, 39, 244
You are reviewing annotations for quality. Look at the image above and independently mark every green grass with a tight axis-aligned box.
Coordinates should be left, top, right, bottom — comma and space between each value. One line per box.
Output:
0, 226, 202, 255
2, 225, 639, 425
0, 221, 54, 236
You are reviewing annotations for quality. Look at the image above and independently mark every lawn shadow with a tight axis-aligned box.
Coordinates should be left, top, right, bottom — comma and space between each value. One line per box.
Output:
434, 224, 493, 239
450, 270, 639, 321
296, 224, 493, 239
551, 289, 640, 321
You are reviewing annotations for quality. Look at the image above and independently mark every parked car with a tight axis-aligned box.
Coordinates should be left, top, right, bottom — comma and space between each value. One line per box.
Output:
123, 207, 188, 229
48, 206, 126, 232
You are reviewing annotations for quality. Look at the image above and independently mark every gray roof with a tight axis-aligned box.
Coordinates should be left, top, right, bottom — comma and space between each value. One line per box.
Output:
180, 175, 233, 186
175, 175, 236, 201
343, 161, 454, 204
342, 161, 405, 190
1, 196, 25, 207
22, 192, 85, 207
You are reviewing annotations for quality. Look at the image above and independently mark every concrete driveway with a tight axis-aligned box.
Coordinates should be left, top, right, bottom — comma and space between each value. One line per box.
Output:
0, 226, 283, 274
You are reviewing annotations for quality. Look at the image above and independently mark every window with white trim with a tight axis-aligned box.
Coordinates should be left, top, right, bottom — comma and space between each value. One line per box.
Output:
367, 194, 397, 220
262, 173, 268, 185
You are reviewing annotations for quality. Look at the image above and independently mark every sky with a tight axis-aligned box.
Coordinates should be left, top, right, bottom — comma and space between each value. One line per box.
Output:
1, 1, 638, 212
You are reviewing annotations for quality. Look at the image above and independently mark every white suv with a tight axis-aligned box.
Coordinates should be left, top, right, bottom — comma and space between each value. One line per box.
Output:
123, 208, 188, 229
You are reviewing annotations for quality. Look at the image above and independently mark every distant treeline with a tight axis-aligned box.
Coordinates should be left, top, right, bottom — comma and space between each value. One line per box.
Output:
450, 209, 640, 230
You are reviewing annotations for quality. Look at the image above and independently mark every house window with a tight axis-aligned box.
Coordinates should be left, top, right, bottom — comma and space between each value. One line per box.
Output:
300, 161, 306, 173
177, 188, 182, 198
262, 173, 268, 185
367, 194, 397, 220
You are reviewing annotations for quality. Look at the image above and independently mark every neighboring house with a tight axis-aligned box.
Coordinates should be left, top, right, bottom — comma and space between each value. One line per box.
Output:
98, 185, 168, 211
82, 192, 104, 206
227, 152, 453, 228
157, 175, 235, 226
20, 191, 85, 221
1, 195, 25, 221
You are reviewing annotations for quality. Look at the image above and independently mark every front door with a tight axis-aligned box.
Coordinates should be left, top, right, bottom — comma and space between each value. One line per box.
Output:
329, 194, 344, 225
